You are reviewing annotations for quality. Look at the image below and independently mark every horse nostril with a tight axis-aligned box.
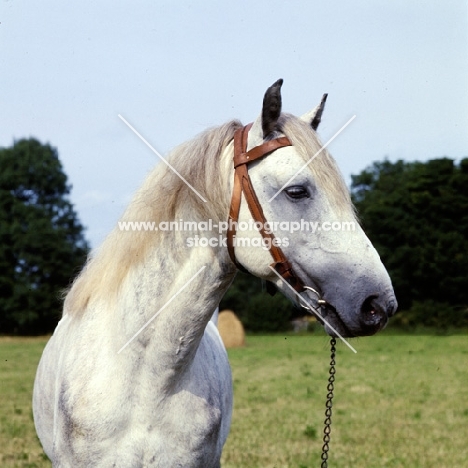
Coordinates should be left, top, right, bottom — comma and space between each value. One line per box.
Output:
359, 294, 397, 335
361, 295, 380, 315
360, 295, 387, 331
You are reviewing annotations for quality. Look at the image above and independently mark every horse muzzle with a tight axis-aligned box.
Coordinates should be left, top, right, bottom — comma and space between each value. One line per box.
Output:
309, 290, 398, 338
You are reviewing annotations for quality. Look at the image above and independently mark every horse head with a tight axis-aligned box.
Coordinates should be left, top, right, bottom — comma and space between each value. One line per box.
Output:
229, 79, 397, 338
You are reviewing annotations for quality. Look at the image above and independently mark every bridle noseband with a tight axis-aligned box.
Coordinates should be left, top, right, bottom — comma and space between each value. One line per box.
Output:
227, 124, 308, 296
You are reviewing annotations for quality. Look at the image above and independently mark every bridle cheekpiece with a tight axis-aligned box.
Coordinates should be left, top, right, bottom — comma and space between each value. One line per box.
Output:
227, 123, 308, 296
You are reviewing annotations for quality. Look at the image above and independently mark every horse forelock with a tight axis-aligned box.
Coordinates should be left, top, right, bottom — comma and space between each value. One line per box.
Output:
64, 120, 242, 316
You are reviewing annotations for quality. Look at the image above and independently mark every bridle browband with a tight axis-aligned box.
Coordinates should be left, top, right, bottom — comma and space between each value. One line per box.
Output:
227, 123, 308, 295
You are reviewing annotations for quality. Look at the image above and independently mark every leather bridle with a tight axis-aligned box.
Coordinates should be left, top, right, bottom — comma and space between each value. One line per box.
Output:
227, 124, 308, 295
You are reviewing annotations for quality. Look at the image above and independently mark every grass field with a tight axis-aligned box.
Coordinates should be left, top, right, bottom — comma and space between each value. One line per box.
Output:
1, 332, 467, 467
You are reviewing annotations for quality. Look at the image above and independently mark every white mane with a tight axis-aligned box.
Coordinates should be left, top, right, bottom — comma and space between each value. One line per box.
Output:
65, 120, 241, 315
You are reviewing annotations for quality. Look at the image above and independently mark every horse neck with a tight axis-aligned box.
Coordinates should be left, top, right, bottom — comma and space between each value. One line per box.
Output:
116, 225, 235, 379
109, 138, 237, 381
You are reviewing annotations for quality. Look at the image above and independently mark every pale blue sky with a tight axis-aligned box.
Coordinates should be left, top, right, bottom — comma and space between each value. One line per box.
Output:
1, 1, 467, 247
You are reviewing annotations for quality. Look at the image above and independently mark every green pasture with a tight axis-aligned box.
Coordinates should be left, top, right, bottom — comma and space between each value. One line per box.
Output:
1, 332, 467, 467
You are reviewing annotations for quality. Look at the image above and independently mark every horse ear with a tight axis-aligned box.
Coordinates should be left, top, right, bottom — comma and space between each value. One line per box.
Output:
262, 79, 283, 138
300, 93, 328, 130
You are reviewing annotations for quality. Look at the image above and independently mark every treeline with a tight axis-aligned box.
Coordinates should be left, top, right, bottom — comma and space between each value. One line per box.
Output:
1, 138, 467, 334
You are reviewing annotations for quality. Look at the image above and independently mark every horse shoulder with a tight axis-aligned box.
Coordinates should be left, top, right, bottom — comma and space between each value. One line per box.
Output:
34, 314, 232, 467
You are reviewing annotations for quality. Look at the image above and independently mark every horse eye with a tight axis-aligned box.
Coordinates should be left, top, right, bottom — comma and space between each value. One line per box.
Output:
284, 186, 309, 200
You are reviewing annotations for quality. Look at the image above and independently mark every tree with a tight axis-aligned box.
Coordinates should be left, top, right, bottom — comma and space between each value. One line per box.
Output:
351, 157, 468, 328
0, 138, 89, 334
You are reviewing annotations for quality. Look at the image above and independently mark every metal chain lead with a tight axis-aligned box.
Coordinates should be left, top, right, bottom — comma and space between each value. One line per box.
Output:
321, 337, 337, 468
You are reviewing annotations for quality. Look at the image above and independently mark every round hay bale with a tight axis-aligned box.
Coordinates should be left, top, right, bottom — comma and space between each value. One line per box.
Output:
218, 310, 245, 348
